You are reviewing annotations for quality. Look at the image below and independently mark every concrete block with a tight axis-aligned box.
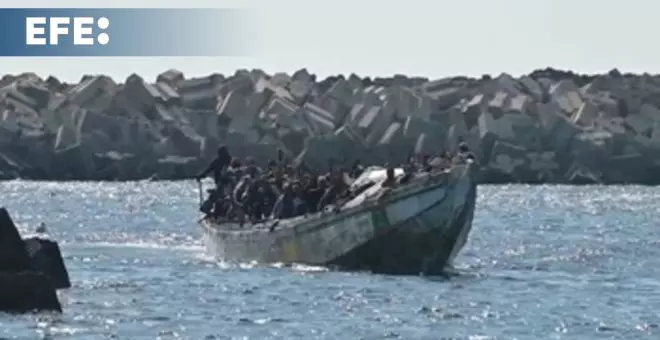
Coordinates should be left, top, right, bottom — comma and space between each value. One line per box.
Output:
54, 125, 79, 151
571, 102, 600, 127
549, 80, 583, 114
4, 89, 40, 117
289, 80, 312, 104
270, 73, 291, 87
361, 101, 396, 145
347, 103, 369, 126
526, 151, 559, 173
52, 143, 96, 179
325, 78, 354, 104
414, 133, 439, 156
426, 87, 464, 110
402, 116, 444, 144
154, 82, 181, 106
16, 82, 50, 109
265, 97, 298, 118
507, 94, 531, 115
166, 125, 205, 157
519, 76, 544, 101
315, 94, 350, 126
216, 91, 247, 124
66, 75, 116, 107
302, 103, 335, 135
486, 140, 528, 176
378, 122, 404, 146
156, 69, 185, 87
624, 113, 653, 136
292, 69, 313, 83
334, 125, 366, 151
1, 110, 21, 134
569, 131, 614, 169
446, 110, 469, 150
555, 91, 583, 114
421, 77, 455, 93
255, 77, 295, 103
462, 94, 486, 129
487, 91, 509, 117
228, 92, 268, 133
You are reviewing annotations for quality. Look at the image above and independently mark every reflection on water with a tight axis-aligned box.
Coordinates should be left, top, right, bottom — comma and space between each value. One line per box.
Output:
0, 180, 658, 339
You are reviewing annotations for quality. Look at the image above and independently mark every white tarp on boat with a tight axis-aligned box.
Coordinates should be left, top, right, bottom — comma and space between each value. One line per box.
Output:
343, 167, 404, 209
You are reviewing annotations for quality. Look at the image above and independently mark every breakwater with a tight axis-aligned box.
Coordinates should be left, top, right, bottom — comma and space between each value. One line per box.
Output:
0, 67, 658, 184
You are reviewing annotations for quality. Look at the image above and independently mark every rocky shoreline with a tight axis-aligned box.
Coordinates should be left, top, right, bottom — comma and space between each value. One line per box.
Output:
1, 67, 659, 184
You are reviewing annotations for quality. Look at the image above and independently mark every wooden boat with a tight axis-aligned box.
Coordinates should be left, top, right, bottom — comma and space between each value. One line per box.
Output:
200, 161, 478, 275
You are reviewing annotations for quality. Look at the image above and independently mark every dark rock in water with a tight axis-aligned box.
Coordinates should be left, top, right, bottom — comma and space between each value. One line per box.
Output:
0, 207, 32, 272
0, 271, 62, 313
24, 237, 71, 289
0, 207, 66, 313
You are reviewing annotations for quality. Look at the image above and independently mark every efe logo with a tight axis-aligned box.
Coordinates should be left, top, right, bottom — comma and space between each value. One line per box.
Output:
25, 17, 109, 45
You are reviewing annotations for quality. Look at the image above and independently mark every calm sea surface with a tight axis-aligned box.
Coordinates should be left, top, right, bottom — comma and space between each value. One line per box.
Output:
0, 181, 658, 340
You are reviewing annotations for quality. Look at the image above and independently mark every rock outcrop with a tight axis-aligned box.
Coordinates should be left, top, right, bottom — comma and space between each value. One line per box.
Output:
0, 207, 68, 313
1, 68, 660, 184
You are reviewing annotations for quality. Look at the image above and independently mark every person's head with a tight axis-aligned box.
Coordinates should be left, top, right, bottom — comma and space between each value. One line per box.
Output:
230, 157, 241, 168
217, 145, 229, 157
458, 142, 469, 153
247, 165, 257, 178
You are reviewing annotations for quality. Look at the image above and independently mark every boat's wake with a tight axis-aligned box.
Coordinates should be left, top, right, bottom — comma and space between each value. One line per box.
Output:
81, 240, 204, 252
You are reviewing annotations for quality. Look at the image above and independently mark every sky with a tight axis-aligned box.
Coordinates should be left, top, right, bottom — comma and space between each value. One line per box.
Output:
3, 0, 659, 82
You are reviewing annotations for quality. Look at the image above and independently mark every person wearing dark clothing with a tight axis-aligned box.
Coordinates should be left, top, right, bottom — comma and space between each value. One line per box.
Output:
350, 160, 365, 179
227, 158, 244, 184
317, 174, 348, 212
455, 142, 476, 163
199, 188, 221, 215
196, 146, 233, 216
303, 176, 325, 213
271, 183, 296, 219
254, 180, 277, 220
233, 173, 253, 206
291, 182, 307, 216
242, 176, 276, 221
382, 167, 397, 188
420, 155, 432, 172
196, 146, 232, 188
399, 163, 416, 185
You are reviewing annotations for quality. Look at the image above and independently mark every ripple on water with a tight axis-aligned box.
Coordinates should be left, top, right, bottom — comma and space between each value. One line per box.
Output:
0, 181, 659, 339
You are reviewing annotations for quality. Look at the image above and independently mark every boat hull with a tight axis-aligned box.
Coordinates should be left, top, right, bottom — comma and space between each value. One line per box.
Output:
201, 163, 478, 275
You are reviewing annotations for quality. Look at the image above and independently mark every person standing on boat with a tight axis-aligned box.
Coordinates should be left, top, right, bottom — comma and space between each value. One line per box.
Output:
196, 146, 232, 215
196, 145, 232, 189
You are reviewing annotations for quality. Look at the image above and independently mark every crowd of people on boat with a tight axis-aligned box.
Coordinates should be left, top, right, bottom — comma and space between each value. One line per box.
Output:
195, 141, 475, 224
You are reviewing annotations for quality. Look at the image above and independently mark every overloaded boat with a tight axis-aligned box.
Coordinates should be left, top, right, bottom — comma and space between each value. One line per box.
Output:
200, 161, 478, 276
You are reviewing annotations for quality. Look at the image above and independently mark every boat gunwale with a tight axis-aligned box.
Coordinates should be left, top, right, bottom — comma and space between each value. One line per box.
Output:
201, 163, 474, 239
